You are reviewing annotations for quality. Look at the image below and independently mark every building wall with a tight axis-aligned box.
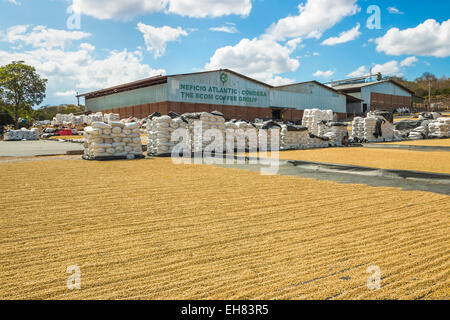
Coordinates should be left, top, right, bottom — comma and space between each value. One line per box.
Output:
98, 101, 347, 122
270, 82, 346, 113
347, 101, 362, 114
167, 71, 270, 108
85, 71, 348, 118
361, 82, 412, 110
85, 84, 167, 112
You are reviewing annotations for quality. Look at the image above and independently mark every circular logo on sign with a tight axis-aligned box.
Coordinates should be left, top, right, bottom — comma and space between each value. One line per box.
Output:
220, 73, 228, 85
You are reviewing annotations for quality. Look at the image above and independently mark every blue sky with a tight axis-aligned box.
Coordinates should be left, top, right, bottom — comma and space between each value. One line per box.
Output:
0, 0, 449, 107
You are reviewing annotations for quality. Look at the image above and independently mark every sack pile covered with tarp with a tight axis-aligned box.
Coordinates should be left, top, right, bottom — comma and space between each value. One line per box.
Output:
352, 116, 394, 142
3, 128, 39, 141
83, 122, 143, 160
419, 112, 441, 120
302, 109, 334, 136
407, 120, 431, 140
280, 124, 308, 150
394, 120, 426, 139
428, 118, 450, 138
147, 115, 188, 156
307, 133, 330, 148
321, 122, 349, 146
256, 121, 281, 151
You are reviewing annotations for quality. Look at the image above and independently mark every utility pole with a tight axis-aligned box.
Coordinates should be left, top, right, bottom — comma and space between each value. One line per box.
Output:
428, 80, 431, 110
76, 91, 80, 107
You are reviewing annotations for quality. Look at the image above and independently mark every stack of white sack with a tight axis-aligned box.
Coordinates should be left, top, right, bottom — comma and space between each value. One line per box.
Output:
307, 133, 330, 149
21, 128, 39, 140
428, 118, 450, 138
280, 124, 309, 150
407, 120, 430, 140
302, 109, 333, 136
89, 112, 104, 123
103, 113, 120, 124
351, 117, 364, 140
257, 121, 281, 151
322, 122, 348, 146
225, 120, 256, 151
181, 112, 225, 153
362, 116, 394, 142
83, 121, 143, 160
147, 116, 189, 156
4, 128, 39, 141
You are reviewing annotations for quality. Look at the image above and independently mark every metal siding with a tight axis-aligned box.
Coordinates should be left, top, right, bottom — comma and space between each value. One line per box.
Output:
362, 82, 412, 110
86, 84, 167, 112
269, 89, 346, 113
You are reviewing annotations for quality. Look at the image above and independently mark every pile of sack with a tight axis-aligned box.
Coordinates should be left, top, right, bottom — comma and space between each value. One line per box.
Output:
103, 113, 120, 124
307, 134, 330, 149
419, 112, 441, 121
352, 116, 394, 142
407, 120, 431, 140
83, 121, 143, 160
428, 118, 450, 138
280, 124, 309, 150
302, 109, 334, 136
3, 128, 39, 141
147, 115, 189, 156
351, 117, 364, 141
225, 120, 256, 151
322, 122, 349, 146
257, 121, 281, 151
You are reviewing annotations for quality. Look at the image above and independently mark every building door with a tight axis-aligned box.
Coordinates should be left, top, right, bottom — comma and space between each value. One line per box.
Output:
363, 104, 368, 113
272, 109, 281, 120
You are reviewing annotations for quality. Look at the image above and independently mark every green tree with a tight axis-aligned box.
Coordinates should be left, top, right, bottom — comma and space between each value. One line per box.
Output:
0, 61, 47, 128
376, 72, 382, 81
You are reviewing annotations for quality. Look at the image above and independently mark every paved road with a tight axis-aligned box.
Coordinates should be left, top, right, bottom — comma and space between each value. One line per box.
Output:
0, 140, 84, 157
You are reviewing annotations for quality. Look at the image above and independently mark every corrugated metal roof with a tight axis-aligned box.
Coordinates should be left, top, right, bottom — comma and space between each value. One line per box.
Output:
332, 80, 414, 95
77, 69, 274, 99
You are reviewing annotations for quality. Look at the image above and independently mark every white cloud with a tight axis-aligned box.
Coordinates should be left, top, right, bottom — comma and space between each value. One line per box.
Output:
167, 0, 251, 18
313, 70, 334, 78
73, 0, 251, 20
8, 0, 21, 5
0, 26, 165, 102
286, 37, 303, 51
400, 56, 418, 67
371, 61, 401, 76
347, 65, 368, 77
137, 23, 188, 59
321, 23, 361, 46
1, 25, 91, 49
55, 90, 77, 97
209, 24, 239, 34
205, 38, 300, 86
264, 0, 359, 41
387, 7, 404, 15
79, 43, 95, 52
73, 0, 168, 20
313, 52, 320, 56
375, 19, 450, 57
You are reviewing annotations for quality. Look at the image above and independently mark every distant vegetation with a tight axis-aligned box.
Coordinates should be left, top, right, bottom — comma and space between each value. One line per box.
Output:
32, 104, 86, 121
390, 73, 450, 106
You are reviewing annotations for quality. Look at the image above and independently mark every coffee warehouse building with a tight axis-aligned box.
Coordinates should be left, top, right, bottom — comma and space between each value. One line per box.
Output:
78, 69, 357, 122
